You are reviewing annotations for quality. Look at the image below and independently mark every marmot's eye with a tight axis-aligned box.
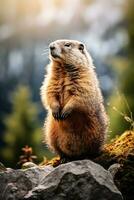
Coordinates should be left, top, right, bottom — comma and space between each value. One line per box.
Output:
79, 43, 84, 51
64, 43, 71, 47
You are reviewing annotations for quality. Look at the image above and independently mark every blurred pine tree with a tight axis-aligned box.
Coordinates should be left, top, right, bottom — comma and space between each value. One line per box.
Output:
109, 0, 134, 138
2, 85, 43, 167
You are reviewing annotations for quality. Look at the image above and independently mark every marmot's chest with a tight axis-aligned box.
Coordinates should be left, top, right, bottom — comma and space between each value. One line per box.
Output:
57, 77, 74, 107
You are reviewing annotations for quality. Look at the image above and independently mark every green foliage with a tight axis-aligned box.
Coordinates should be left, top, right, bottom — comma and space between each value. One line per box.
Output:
108, 0, 134, 138
2, 85, 42, 167
108, 71, 134, 138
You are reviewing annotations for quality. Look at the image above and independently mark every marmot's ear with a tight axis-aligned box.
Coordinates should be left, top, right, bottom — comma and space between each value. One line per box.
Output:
79, 43, 84, 51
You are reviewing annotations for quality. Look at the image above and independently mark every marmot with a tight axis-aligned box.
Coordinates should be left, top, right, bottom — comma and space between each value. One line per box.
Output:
41, 39, 108, 160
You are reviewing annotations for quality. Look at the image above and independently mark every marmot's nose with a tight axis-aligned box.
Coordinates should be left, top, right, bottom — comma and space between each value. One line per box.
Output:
49, 44, 56, 51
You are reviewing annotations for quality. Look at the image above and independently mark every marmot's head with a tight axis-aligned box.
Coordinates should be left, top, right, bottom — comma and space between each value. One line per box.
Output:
49, 40, 93, 68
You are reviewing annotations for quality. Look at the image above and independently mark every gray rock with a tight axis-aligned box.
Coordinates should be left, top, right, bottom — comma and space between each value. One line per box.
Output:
0, 160, 123, 200
0, 162, 7, 172
0, 165, 53, 200
108, 163, 121, 178
22, 162, 38, 169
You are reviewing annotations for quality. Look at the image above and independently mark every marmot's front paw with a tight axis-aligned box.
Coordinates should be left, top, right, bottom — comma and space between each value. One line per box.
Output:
51, 104, 61, 120
60, 108, 72, 120
52, 110, 61, 120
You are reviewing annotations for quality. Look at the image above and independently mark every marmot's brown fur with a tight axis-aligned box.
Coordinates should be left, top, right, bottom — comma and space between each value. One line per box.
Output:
41, 39, 108, 160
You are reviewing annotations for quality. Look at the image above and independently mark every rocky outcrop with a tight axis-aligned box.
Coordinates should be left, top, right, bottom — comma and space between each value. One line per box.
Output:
0, 160, 123, 200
